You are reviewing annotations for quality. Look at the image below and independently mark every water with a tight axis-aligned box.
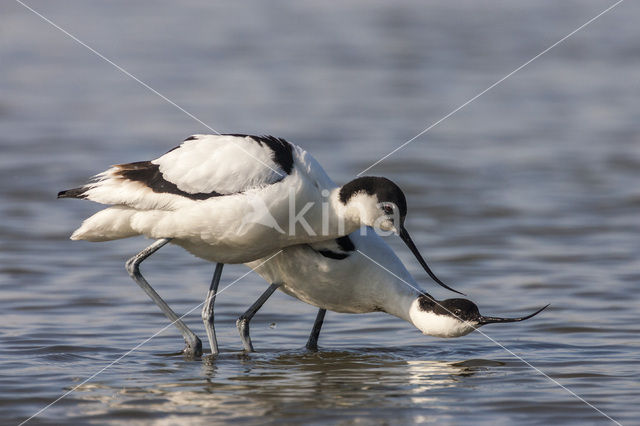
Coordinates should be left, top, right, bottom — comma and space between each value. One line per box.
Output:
1, 1, 639, 424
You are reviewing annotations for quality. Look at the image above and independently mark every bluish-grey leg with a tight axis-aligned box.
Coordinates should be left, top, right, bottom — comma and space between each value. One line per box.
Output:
306, 309, 326, 351
202, 263, 224, 355
237, 283, 281, 352
125, 238, 202, 358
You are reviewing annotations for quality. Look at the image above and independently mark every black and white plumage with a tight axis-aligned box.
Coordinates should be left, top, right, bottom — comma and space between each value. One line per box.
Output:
59, 133, 458, 295
59, 134, 304, 262
61, 135, 319, 261
61, 135, 293, 202
58, 133, 465, 356
239, 231, 548, 351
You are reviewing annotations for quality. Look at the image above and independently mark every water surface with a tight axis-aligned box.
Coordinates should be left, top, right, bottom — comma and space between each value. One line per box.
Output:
1, 1, 639, 424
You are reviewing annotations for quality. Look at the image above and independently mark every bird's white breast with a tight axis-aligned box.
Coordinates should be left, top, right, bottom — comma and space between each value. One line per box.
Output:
247, 231, 418, 314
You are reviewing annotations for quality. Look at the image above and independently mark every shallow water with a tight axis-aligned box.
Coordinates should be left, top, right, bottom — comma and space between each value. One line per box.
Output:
1, 1, 639, 424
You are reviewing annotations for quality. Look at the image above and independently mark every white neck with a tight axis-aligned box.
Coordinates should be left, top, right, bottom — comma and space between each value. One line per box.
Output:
367, 267, 422, 323
342, 232, 422, 320
326, 188, 363, 236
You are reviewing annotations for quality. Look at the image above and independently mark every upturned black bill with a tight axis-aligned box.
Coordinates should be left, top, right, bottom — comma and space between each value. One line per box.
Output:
478, 304, 550, 325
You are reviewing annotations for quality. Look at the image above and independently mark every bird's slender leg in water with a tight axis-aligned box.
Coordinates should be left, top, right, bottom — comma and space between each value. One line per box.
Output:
306, 309, 326, 351
125, 238, 202, 358
237, 283, 282, 352
202, 263, 224, 355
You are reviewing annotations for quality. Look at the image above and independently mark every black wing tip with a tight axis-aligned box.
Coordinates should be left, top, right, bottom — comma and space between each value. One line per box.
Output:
57, 187, 87, 199
224, 133, 294, 175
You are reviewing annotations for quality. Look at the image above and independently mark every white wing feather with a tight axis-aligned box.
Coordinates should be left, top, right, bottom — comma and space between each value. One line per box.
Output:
154, 134, 286, 195
75, 134, 289, 211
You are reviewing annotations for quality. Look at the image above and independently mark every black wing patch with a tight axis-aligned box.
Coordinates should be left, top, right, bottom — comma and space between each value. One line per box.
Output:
317, 250, 350, 260
226, 134, 294, 175
115, 161, 223, 200
314, 235, 356, 260
58, 134, 294, 201
57, 161, 225, 201
335, 235, 355, 252
57, 160, 224, 201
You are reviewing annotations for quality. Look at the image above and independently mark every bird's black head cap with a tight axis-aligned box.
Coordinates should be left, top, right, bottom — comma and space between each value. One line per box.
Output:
339, 176, 408, 219
434, 298, 481, 321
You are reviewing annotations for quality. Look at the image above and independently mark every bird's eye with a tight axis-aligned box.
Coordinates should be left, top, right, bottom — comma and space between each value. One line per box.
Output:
382, 205, 394, 215
454, 309, 462, 316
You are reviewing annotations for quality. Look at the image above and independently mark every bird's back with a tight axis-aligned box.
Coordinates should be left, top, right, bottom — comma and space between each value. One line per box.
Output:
58, 134, 295, 211
59, 134, 347, 263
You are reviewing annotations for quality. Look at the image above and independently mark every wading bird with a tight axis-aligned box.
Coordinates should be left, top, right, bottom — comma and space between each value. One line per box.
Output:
233, 231, 547, 352
58, 134, 461, 356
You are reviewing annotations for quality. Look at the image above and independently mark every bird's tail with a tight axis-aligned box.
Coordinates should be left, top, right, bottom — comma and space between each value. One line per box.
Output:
57, 187, 88, 199
69, 206, 139, 241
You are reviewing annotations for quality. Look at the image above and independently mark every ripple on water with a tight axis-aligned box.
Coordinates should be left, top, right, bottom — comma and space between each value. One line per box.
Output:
3, 1, 640, 425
